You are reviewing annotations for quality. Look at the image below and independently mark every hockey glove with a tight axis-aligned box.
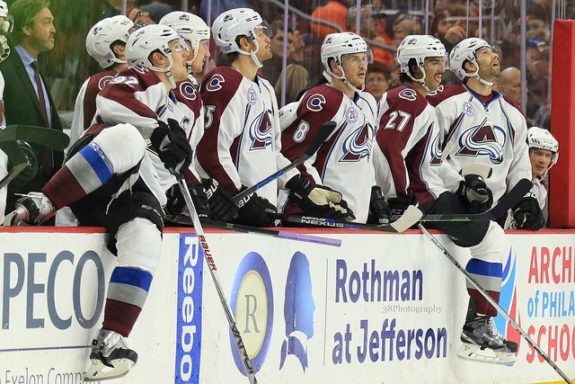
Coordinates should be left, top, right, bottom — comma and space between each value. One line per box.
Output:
202, 178, 238, 222
13, 192, 56, 225
387, 194, 416, 217
285, 175, 355, 220
150, 119, 192, 173
236, 187, 276, 227
368, 186, 390, 225
457, 174, 493, 213
512, 196, 545, 230
166, 182, 210, 219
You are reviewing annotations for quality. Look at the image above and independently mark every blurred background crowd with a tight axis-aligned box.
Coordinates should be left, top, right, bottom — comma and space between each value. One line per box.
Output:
29, 0, 571, 131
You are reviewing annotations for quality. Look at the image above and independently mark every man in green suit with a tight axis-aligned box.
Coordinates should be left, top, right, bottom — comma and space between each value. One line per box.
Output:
0, 0, 63, 214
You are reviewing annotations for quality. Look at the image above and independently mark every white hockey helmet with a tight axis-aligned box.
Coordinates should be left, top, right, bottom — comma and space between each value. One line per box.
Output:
397, 35, 446, 74
126, 24, 181, 72
527, 126, 559, 169
211, 8, 263, 54
86, 15, 133, 69
321, 32, 368, 72
159, 11, 210, 51
449, 37, 492, 81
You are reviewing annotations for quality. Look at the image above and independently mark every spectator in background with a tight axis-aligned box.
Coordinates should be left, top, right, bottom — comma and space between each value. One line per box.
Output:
0, 0, 63, 215
274, 63, 309, 104
494, 66, 521, 108
430, 8, 465, 51
347, 5, 395, 65
388, 12, 422, 45
310, 0, 352, 39
365, 61, 388, 102
128, 5, 154, 27
140, 2, 172, 24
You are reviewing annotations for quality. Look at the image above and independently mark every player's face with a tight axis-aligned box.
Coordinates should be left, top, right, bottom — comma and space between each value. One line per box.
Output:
189, 39, 210, 74
341, 52, 368, 89
254, 25, 272, 62
475, 46, 500, 82
24, 7, 55, 53
169, 39, 191, 82
529, 148, 553, 179
423, 56, 445, 91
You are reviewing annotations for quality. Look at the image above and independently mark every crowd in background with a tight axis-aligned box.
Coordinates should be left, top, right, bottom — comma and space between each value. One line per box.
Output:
35, 0, 571, 132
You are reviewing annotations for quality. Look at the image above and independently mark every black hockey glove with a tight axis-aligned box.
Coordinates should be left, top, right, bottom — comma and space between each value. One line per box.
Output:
150, 119, 192, 173
166, 182, 210, 219
285, 175, 355, 220
512, 196, 545, 230
201, 178, 238, 222
457, 174, 493, 213
387, 194, 416, 217
367, 186, 390, 225
235, 187, 276, 227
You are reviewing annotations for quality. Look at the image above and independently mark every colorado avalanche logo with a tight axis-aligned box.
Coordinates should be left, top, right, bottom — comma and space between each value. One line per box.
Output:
206, 74, 225, 92
429, 133, 443, 165
306, 94, 325, 112
340, 123, 374, 162
398, 88, 417, 102
178, 81, 198, 101
249, 111, 273, 150
457, 122, 506, 164
97, 75, 115, 91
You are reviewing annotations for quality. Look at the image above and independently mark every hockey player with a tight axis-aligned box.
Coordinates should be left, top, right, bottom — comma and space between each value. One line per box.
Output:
196, 8, 351, 227
428, 37, 543, 229
505, 126, 557, 229
374, 35, 518, 365
279, 32, 386, 224
69, 15, 134, 146
10, 24, 206, 380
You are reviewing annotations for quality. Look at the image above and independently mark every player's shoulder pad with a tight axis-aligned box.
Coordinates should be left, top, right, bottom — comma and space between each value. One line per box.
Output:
174, 79, 200, 104
386, 85, 429, 115
426, 83, 466, 106
300, 84, 344, 115
88, 69, 118, 92
497, 93, 527, 121
201, 66, 243, 93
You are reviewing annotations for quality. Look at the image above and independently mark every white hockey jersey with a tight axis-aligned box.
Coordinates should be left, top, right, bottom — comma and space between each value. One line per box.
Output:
197, 66, 296, 205
428, 84, 532, 204
374, 85, 448, 206
279, 84, 378, 223
94, 67, 203, 205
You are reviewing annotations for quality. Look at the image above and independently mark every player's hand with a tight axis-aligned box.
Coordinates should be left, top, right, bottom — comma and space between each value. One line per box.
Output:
512, 196, 545, 230
236, 188, 276, 227
458, 174, 493, 213
286, 175, 354, 220
201, 178, 238, 222
150, 119, 192, 173
368, 186, 390, 225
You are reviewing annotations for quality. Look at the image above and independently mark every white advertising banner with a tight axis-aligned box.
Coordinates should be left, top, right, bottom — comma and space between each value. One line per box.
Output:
1, 228, 574, 384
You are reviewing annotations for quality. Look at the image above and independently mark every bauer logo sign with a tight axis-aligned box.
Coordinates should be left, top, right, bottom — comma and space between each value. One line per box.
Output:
175, 234, 204, 384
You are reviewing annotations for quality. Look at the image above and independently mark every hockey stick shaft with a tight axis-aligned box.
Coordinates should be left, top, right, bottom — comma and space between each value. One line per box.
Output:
0, 125, 69, 149
175, 175, 258, 384
418, 224, 572, 384
164, 214, 341, 247
232, 121, 337, 204
405, 178, 533, 223
270, 205, 423, 233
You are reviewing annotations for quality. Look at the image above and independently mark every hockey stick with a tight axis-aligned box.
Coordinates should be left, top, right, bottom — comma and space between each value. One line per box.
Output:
270, 205, 423, 233
165, 214, 342, 247
174, 174, 258, 384
418, 224, 573, 384
406, 178, 532, 223
232, 121, 337, 204
0, 141, 28, 189
0, 125, 69, 149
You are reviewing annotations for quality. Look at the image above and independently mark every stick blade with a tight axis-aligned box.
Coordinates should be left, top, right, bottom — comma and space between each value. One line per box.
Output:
0, 125, 69, 150
391, 205, 423, 232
